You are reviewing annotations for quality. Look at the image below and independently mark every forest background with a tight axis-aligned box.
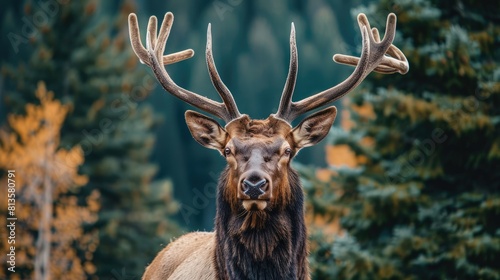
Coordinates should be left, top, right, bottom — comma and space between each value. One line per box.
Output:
0, 0, 498, 279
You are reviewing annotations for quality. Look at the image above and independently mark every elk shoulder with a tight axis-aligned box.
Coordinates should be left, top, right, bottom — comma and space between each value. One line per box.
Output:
142, 232, 216, 280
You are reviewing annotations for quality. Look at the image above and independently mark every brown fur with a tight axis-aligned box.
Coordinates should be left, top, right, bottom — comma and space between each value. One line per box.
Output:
142, 232, 216, 280
222, 116, 294, 211
143, 109, 336, 279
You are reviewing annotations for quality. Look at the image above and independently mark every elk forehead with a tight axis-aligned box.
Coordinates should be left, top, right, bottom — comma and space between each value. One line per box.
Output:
224, 116, 293, 164
227, 137, 288, 159
225, 115, 293, 141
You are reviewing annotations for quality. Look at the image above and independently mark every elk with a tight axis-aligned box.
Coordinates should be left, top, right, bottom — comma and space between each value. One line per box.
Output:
128, 11, 408, 280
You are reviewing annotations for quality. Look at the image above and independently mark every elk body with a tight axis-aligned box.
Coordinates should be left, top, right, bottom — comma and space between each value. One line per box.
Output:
128, 11, 408, 280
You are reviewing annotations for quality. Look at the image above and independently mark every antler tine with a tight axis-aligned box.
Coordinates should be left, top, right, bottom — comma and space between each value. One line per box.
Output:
155, 13, 172, 60
334, 14, 409, 74
277, 13, 408, 122
129, 13, 195, 66
129, 13, 150, 65
206, 23, 241, 120
275, 23, 298, 121
128, 12, 238, 123
147, 16, 158, 51
163, 50, 195, 65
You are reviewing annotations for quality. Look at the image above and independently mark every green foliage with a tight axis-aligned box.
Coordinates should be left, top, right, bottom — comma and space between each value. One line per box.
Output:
304, 0, 500, 279
1, 1, 180, 277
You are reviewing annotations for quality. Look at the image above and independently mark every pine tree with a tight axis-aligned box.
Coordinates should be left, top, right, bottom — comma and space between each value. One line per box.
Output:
304, 0, 500, 279
1, 1, 180, 277
0, 82, 99, 280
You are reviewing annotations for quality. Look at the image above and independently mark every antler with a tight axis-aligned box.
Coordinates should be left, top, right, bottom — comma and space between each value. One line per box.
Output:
276, 23, 298, 121
128, 12, 241, 123
275, 13, 409, 122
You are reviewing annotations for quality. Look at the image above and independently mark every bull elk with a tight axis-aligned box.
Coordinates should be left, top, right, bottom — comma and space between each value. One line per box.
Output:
128, 11, 408, 280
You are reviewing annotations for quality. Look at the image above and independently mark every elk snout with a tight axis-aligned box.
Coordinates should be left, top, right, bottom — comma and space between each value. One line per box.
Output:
242, 178, 267, 199
239, 172, 271, 210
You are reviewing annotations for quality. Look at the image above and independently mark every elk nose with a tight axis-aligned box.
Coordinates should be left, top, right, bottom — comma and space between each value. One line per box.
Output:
242, 179, 267, 200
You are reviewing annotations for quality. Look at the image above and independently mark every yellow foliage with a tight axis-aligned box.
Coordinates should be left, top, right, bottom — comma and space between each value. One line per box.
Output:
360, 136, 375, 148
0, 82, 99, 280
362, 202, 375, 219
325, 144, 359, 168
87, 98, 105, 121
307, 214, 343, 240
488, 139, 500, 159
352, 102, 376, 120
377, 264, 397, 279
380, 93, 495, 136
341, 99, 376, 131
315, 168, 338, 182
341, 110, 355, 131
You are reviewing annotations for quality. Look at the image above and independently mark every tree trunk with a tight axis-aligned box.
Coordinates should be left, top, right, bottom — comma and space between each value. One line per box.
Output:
34, 173, 52, 280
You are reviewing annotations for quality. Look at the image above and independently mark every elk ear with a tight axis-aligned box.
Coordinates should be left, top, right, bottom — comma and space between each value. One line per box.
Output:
290, 106, 337, 149
185, 110, 228, 152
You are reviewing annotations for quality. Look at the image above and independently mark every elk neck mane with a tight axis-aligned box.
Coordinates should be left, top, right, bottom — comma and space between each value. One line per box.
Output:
214, 166, 308, 279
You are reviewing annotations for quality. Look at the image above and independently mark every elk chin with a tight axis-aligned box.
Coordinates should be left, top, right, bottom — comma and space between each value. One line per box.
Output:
242, 200, 268, 211
240, 200, 270, 231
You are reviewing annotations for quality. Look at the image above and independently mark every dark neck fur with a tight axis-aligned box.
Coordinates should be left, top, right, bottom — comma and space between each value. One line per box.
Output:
214, 167, 308, 280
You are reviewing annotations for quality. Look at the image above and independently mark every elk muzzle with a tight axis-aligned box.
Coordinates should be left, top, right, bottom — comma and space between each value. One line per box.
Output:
239, 171, 271, 211
242, 178, 266, 199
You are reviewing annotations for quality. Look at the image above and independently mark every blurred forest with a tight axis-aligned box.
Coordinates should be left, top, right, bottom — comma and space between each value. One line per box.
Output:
302, 0, 500, 279
0, 0, 498, 279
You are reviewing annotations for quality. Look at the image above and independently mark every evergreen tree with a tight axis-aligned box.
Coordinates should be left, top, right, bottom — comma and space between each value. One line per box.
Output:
1, 1, 180, 277
304, 0, 500, 279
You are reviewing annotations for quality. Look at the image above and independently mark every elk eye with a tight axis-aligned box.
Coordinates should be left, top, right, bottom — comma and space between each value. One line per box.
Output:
284, 148, 292, 156
224, 148, 231, 156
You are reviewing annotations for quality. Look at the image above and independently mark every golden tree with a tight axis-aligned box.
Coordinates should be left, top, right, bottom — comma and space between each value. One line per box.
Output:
0, 82, 100, 280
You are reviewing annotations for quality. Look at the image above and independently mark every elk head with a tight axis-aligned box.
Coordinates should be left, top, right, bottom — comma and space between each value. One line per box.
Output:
128, 12, 408, 213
